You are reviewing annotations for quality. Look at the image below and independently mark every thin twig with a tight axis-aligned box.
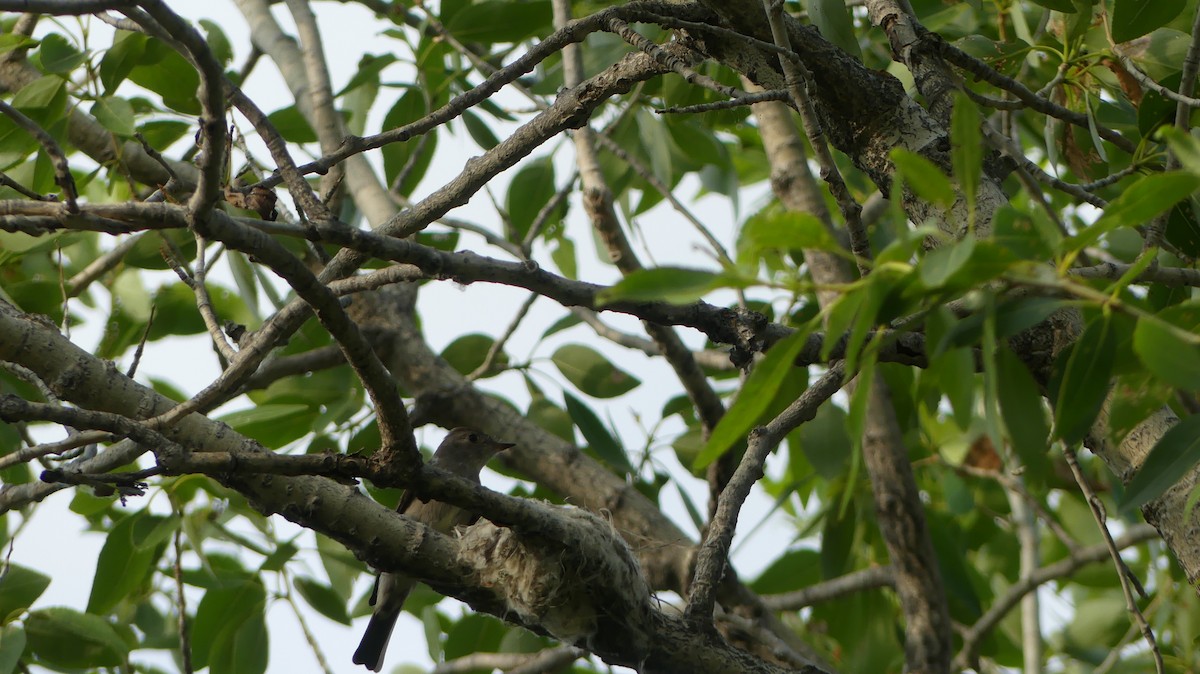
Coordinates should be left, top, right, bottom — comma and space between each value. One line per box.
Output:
467, 293, 537, 381
1062, 445, 1162, 674
172, 508, 194, 674
685, 363, 846, 623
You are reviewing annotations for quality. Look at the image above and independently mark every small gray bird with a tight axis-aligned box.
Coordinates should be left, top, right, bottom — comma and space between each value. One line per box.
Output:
352, 428, 514, 672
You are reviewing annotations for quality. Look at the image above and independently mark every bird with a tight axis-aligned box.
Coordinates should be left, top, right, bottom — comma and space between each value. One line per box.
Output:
352, 427, 514, 672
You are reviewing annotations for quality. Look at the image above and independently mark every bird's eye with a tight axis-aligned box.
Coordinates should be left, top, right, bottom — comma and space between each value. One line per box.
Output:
468, 433, 480, 443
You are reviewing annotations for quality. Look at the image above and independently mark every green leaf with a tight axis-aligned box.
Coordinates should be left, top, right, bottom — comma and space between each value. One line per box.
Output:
0, 564, 50, 624
218, 404, 312, 448
596, 267, 720, 305
739, 209, 841, 262
293, 576, 351, 626
444, 613, 507, 659
891, 148, 955, 208
88, 512, 162, 614
1133, 317, 1200, 390
441, 333, 508, 378
951, 92, 982, 211
12, 76, 65, 112
551, 237, 577, 279
932, 347, 976, 430
36, 34, 85, 74
381, 89, 439, 196
190, 580, 267, 671
100, 31, 148, 94
90, 97, 135, 137
506, 156, 559, 241
1120, 414, 1200, 514
562, 391, 633, 474
695, 329, 813, 470
1112, 0, 1185, 43
991, 205, 1053, 260
198, 19, 233, 66
445, 0, 550, 43
462, 109, 500, 150
637, 107, 673, 185
928, 515, 983, 621
996, 348, 1050, 475
337, 53, 398, 97
136, 119, 190, 149
551, 344, 640, 398
1063, 172, 1200, 255
750, 548, 820, 594
793, 402, 851, 479
128, 41, 200, 115
1109, 371, 1173, 446
210, 601, 268, 674
804, 0, 862, 59
820, 500, 857, 577
919, 234, 976, 289
266, 106, 317, 144
25, 607, 128, 668
0, 624, 25, 673
526, 397, 575, 442
1028, 0, 1076, 11
1054, 316, 1117, 445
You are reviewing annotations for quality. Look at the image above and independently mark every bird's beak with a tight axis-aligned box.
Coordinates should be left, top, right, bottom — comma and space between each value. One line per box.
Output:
496, 441, 516, 454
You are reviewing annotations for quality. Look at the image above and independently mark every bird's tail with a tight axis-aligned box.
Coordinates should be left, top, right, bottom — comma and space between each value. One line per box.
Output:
352, 610, 399, 672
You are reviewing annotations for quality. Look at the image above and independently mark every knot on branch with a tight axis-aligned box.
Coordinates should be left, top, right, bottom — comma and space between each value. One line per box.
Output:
726, 307, 769, 370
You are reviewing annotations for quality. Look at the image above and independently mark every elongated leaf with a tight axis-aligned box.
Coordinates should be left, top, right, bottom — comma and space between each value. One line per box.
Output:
739, 209, 841, 262
506, 156, 558, 241
0, 563, 49, 623
1028, 0, 1075, 11
920, 234, 976, 289
88, 512, 161, 614
891, 148, 955, 208
794, 402, 851, 479
804, 0, 861, 58
1120, 413, 1200, 514
0, 624, 24, 673
951, 92, 982, 210
596, 267, 720, 305
218, 404, 311, 448
563, 391, 634, 474
551, 344, 640, 398
934, 347, 976, 430
1133, 318, 1200, 390
25, 608, 128, 668
1063, 172, 1200, 255
1054, 317, 1117, 445
190, 580, 267, 671
996, 348, 1050, 476
1112, 0, 1185, 43
294, 576, 350, 626
695, 330, 812, 470
445, 0, 550, 43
